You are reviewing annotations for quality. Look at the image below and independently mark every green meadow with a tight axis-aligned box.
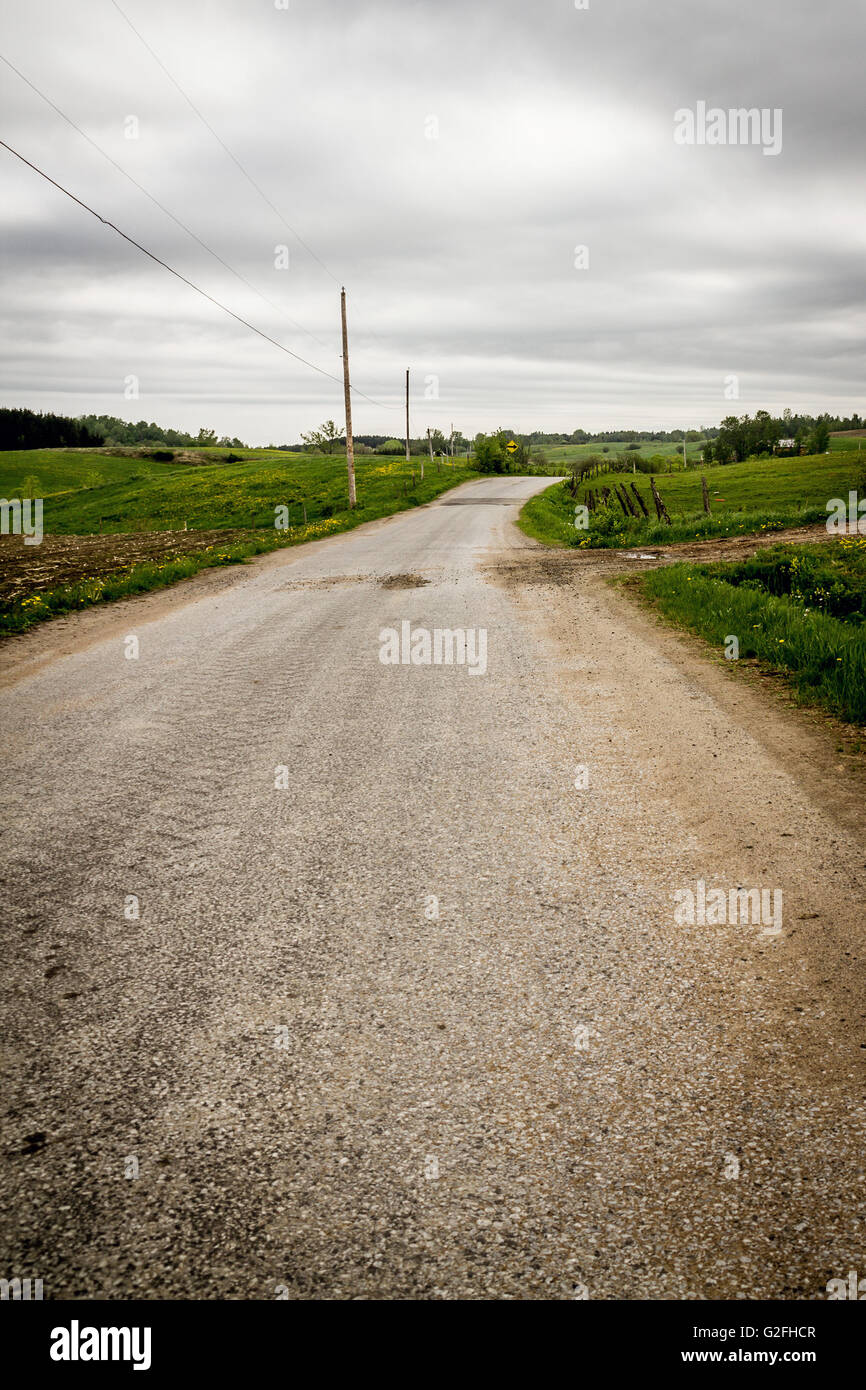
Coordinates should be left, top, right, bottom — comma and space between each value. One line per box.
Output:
517, 452, 861, 549
0, 447, 474, 534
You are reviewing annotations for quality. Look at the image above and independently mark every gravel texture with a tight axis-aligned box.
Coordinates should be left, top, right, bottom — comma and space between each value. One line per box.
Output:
0, 475, 864, 1300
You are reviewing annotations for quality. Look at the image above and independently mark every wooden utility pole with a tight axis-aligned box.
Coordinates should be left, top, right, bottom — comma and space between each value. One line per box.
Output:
340, 287, 357, 509
405, 369, 411, 468
428, 427, 435, 474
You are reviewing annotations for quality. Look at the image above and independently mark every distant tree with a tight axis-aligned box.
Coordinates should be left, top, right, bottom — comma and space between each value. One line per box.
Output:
808, 419, 830, 454
301, 420, 342, 454
375, 439, 404, 455
196, 427, 218, 447
473, 430, 509, 473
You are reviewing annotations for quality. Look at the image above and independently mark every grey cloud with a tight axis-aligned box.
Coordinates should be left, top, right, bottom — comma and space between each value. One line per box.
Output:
0, 0, 863, 440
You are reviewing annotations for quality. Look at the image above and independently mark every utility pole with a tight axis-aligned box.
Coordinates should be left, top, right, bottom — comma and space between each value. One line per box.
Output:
340, 287, 357, 509
427, 427, 435, 475
405, 368, 411, 473
682, 438, 688, 471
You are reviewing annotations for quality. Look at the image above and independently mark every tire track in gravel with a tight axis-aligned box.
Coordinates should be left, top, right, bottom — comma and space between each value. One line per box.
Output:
1, 477, 864, 1300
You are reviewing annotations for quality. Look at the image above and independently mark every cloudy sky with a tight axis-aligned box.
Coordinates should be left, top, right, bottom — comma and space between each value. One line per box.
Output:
1, 0, 863, 444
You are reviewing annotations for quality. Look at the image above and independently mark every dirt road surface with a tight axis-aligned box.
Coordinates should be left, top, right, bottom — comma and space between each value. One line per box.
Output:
1, 476, 864, 1300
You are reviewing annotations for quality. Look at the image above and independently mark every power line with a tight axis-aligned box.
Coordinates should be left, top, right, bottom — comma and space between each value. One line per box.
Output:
110, 0, 340, 286
0, 49, 335, 354
109, 0, 392, 356
0, 138, 394, 406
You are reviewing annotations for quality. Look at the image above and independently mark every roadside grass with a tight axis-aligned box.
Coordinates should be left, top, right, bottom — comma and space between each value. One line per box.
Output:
517, 453, 860, 549
631, 537, 866, 726
516, 479, 574, 546
703, 537, 866, 623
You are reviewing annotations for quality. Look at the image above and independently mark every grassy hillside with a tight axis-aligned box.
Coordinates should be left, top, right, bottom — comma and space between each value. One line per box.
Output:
0, 448, 179, 497
829, 431, 866, 453
1, 447, 474, 535
536, 439, 706, 469
518, 452, 862, 549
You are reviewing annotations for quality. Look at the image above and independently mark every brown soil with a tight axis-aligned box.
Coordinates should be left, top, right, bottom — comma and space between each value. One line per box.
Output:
520, 520, 842, 577
0, 528, 258, 604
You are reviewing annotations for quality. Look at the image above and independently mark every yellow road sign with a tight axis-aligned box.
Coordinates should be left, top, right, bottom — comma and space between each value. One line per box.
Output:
507, 439, 518, 453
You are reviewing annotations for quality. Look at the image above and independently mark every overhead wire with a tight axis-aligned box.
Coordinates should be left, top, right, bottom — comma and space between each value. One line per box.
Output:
108, 0, 394, 355
0, 138, 393, 408
0, 49, 337, 353
110, 0, 340, 286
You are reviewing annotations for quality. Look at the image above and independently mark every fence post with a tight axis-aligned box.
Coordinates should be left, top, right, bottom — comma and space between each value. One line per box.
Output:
630, 482, 649, 519
650, 476, 672, 524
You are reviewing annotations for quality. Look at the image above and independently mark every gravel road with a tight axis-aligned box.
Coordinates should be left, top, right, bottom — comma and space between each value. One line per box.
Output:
1, 475, 864, 1300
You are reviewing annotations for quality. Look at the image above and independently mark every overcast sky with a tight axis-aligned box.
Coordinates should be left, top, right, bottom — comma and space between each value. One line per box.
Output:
1, 0, 863, 444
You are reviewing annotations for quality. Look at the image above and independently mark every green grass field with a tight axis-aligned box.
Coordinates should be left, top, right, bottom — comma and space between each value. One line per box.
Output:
829, 432, 866, 453
632, 537, 866, 726
0, 447, 470, 534
0, 448, 180, 497
534, 439, 706, 470
518, 452, 862, 549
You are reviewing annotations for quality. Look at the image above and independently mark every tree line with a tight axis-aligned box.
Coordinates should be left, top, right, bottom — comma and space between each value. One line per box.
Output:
703, 411, 832, 464
0, 407, 104, 451
79, 415, 246, 449
0, 407, 247, 451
